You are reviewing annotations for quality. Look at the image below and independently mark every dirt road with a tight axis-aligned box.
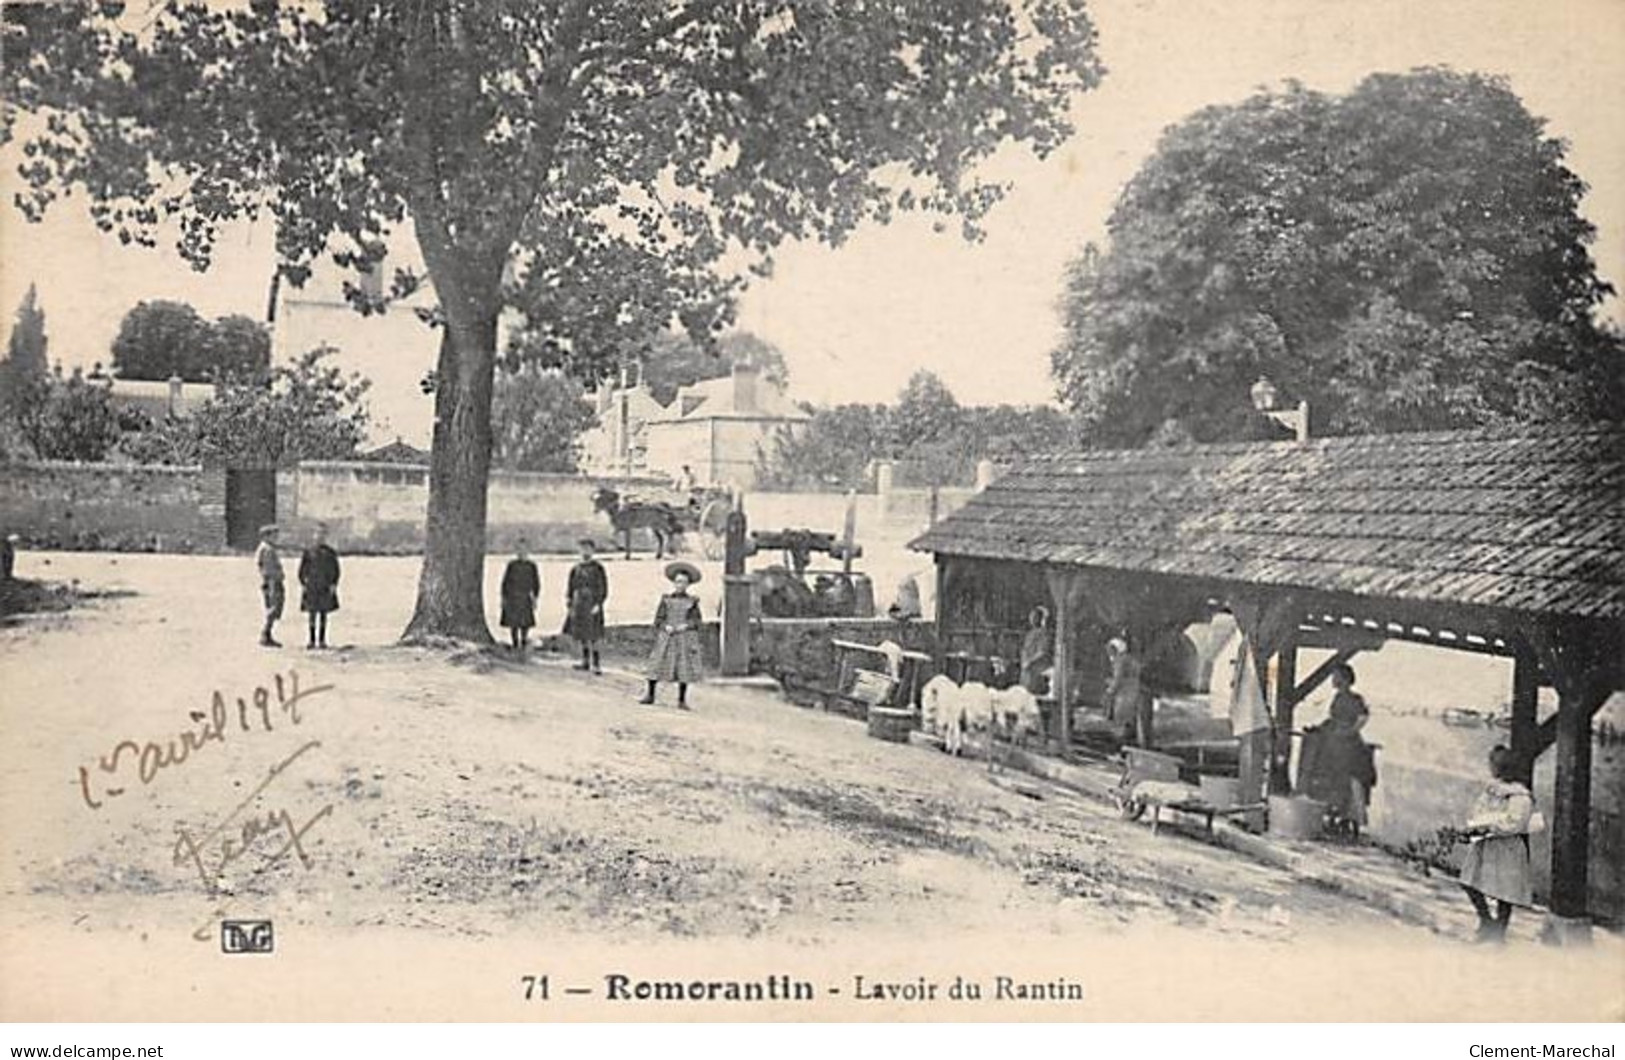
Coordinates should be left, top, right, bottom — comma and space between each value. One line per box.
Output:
2, 552, 1618, 1021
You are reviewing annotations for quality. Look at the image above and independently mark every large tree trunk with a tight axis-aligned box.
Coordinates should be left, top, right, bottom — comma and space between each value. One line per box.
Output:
403, 288, 500, 643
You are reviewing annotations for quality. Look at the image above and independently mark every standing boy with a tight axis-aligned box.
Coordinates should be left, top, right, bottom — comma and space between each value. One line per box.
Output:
254, 524, 285, 648
564, 537, 608, 673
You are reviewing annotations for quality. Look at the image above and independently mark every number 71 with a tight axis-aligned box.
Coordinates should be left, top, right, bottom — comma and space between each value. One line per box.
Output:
521, 975, 550, 1000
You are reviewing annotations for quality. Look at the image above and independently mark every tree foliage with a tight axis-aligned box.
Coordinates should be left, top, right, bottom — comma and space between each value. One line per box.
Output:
1052, 68, 1625, 446
757, 372, 1074, 490
491, 364, 598, 474
0, 283, 50, 425
110, 300, 271, 382
635, 329, 790, 405
756, 403, 893, 491
4, 0, 1104, 638
206, 313, 274, 380
122, 346, 370, 466
20, 373, 120, 462
892, 369, 961, 450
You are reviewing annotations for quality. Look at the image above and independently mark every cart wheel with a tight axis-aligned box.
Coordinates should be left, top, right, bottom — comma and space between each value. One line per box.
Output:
698, 498, 731, 560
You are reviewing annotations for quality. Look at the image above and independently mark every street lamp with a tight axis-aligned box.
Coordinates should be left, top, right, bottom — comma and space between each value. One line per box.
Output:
1250, 376, 1310, 441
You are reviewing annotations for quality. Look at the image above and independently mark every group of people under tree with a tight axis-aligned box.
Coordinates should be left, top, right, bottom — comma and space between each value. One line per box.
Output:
499, 537, 608, 670
251, 523, 708, 708
250, 521, 708, 707
500, 540, 704, 710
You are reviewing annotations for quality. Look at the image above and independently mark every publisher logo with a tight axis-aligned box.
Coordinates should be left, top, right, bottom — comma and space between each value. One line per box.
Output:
221, 919, 274, 954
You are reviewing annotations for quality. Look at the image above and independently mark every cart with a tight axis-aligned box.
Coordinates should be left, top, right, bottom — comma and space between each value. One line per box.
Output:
1111, 747, 1265, 836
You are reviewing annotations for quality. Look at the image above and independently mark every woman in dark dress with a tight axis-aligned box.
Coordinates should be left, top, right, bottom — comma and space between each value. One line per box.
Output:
297, 523, 341, 650
1298, 663, 1378, 836
500, 541, 541, 652
638, 561, 703, 709
564, 538, 608, 673
1019, 605, 1052, 694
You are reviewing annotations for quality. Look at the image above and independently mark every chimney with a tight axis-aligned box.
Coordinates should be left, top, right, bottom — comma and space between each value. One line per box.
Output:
732, 362, 759, 414
167, 374, 184, 418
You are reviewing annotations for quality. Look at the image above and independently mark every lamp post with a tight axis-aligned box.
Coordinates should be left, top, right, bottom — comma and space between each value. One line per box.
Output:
1250, 376, 1310, 442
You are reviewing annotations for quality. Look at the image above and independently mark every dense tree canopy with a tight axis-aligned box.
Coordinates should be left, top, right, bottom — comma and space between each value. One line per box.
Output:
122, 346, 371, 466
0, 283, 49, 419
636, 330, 789, 406
110, 300, 207, 381
19, 373, 120, 462
892, 369, 961, 451
110, 300, 273, 382
205, 313, 274, 380
4, 0, 1103, 639
1052, 68, 1625, 446
491, 364, 597, 474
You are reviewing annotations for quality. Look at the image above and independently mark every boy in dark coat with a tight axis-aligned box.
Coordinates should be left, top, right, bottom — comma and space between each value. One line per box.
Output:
564, 538, 608, 673
500, 541, 541, 652
297, 522, 342, 649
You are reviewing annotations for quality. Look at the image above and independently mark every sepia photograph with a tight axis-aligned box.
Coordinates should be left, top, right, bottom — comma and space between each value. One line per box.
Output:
0, 0, 1621, 1030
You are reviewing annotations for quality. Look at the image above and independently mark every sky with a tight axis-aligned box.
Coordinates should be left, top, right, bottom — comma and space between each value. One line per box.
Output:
2, 0, 1622, 411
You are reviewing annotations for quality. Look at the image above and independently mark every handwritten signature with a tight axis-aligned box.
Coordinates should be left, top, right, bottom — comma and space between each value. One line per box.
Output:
173, 739, 336, 943
77, 670, 333, 811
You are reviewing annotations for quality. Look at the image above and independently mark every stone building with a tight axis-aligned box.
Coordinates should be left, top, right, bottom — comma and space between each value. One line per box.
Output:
269, 233, 459, 448
581, 362, 808, 488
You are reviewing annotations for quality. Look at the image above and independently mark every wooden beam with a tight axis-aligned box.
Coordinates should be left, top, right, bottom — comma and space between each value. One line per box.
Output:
1288, 647, 1362, 709
1293, 625, 1389, 653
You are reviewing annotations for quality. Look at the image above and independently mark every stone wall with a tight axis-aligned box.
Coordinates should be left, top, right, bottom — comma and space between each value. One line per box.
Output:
0, 461, 224, 552
554, 620, 724, 672
542, 616, 934, 695
277, 461, 670, 554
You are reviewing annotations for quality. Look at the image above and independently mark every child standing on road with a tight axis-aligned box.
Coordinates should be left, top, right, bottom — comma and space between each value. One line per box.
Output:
254, 524, 285, 648
298, 522, 342, 649
564, 537, 608, 673
638, 561, 703, 709
500, 541, 541, 653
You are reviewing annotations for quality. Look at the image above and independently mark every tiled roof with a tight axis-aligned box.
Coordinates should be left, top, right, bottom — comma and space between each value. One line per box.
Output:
910, 423, 1625, 621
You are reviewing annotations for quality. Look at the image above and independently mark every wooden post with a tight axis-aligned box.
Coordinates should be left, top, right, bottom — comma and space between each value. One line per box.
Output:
840, 491, 856, 578
1510, 644, 1540, 786
1229, 593, 1300, 810
1550, 691, 1593, 926
1053, 583, 1073, 750
719, 501, 751, 677
1046, 567, 1088, 752
933, 555, 952, 662
1271, 635, 1298, 794
1523, 621, 1618, 943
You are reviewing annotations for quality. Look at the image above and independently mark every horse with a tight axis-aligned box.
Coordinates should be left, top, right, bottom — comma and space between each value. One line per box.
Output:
591, 487, 683, 559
